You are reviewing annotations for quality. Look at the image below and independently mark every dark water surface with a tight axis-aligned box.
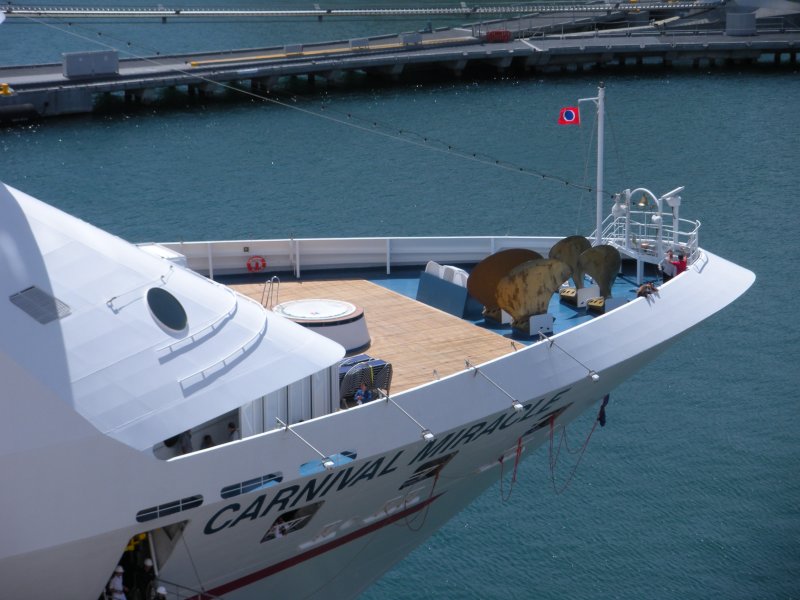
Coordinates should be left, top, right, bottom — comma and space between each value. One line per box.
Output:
1, 4, 798, 598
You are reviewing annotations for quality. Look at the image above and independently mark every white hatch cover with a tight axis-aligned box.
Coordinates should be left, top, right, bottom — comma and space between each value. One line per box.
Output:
273, 299, 370, 352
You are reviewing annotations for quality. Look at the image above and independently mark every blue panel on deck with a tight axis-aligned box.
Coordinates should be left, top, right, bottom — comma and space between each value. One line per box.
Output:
416, 271, 469, 317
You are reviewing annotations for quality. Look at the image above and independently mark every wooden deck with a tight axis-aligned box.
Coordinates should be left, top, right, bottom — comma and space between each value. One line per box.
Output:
231, 278, 516, 394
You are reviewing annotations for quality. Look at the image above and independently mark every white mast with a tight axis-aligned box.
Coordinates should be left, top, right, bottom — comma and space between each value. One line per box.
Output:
579, 82, 605, 245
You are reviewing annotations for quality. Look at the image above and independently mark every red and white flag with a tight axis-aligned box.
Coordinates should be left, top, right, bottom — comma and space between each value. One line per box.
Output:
558, 106, 580, 125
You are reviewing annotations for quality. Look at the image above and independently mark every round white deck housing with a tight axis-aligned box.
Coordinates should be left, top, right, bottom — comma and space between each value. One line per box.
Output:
273, 298, 370, 352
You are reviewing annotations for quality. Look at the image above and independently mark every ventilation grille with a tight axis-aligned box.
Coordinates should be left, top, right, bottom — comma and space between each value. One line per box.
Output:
9, 286, 71, 324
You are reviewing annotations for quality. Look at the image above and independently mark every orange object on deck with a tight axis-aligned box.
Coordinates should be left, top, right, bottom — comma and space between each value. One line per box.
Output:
485, 30, 512, 43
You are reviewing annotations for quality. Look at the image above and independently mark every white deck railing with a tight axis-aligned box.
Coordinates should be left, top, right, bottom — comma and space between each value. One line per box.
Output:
159, 223, 701, 284
599, 211, 701, 265
159, 235, 563, 279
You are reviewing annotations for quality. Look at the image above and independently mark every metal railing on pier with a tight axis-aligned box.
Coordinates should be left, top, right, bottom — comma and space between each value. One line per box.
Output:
1, 1, 723, 20
473, 15, 800, 41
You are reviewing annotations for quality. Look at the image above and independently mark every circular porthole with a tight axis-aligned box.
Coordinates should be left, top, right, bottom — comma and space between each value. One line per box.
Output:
147, 287, 187, 331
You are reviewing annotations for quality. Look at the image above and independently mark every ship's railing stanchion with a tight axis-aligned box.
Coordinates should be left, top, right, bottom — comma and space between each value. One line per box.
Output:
464, 359, 524, 412
538, 332, 600, 382
377, 389, 435, 443
276, 417, 335, 470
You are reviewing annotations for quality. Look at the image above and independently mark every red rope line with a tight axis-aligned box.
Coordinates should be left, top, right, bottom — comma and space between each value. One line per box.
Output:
548, 410, 600, 495
499, 437, 523, 502
560, 424, 587, 456
403, 471, 440, 532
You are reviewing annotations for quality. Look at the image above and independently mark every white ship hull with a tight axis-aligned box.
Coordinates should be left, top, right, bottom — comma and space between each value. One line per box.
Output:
0, 177, 753, 599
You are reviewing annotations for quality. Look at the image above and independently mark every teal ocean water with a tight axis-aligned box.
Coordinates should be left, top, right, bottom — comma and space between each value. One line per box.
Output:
2, 4, 798, 598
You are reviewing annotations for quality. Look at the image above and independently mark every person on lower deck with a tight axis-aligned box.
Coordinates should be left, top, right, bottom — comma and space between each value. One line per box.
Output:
178, 430, 193, 455
672, 253, 688, 274
660, 249, 677, 282
353, 382, 372, 405
107, 565, 127, 600
132, 557, 155, 600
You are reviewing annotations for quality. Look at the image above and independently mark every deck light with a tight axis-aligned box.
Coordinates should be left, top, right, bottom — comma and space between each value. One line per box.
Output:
661, 186, 685, 203
512, 401, 524, 412
589, 370, 600, 382
322, 458, 336, 471
422, 430, 435, 443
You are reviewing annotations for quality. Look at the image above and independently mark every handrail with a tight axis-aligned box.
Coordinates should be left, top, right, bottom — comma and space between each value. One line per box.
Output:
159, 235, 563, 277
600, 212, 701, 264
591, 23, 800, 38
156, 284, 238, 358
106, 265, 174, 314
261, 275, 280, 309
178, 294, 268, 393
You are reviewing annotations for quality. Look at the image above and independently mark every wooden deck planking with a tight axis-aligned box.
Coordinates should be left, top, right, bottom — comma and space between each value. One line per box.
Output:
232, 278, 516, 394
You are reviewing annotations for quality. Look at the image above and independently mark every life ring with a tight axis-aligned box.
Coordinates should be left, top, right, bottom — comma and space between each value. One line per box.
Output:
246, 255, 267, 273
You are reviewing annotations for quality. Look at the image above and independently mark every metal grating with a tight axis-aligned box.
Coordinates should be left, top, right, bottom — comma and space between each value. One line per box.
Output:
9, 286, 71, 324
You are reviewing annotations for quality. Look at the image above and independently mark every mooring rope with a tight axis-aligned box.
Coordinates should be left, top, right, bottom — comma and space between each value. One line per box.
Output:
547, 395, 609, 495
403, 472, 441, 533
498, 437, 524, 502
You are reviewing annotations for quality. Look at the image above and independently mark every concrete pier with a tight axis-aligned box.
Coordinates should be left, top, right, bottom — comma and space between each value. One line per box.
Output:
1, 10, 798, 121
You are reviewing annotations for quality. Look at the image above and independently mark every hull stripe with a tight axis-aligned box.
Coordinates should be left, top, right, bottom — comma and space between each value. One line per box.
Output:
192, 493, 443, 598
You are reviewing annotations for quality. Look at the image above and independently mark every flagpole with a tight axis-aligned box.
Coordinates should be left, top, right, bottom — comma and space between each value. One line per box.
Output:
579, 81, 605, 245
595, 82, 604, 246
